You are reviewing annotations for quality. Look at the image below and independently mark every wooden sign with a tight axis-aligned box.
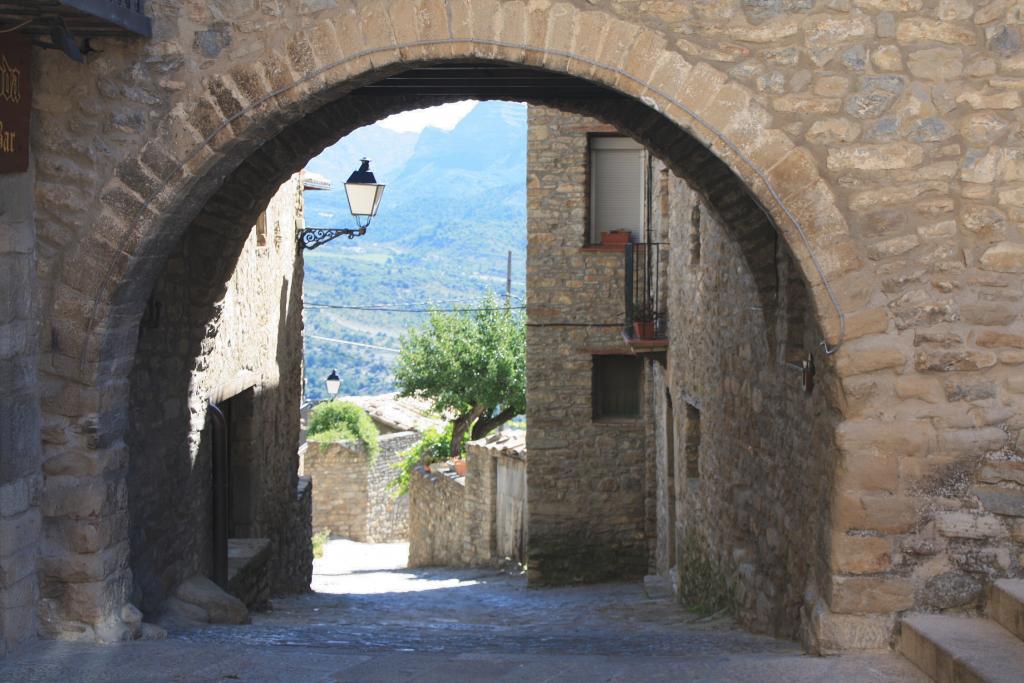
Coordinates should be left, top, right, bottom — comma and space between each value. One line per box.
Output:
0, 34, 31, 174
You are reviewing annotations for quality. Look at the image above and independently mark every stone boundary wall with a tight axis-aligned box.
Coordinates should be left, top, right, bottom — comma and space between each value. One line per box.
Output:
367, 433, 419, 543
408, 468, 469, 568
408, 436, 520, 568
304, 432, 417, 542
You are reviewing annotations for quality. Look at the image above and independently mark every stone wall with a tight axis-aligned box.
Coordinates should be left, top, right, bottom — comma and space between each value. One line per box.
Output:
304, 441, 367, 540
276, 477, 313, 595
123, 173, 306, 620
304, 431, 417, 543
0, 161, 40, 655
646, 160, 838, 643
367, 433, 417, 542
408, 468, 469, 568
408, 435, 520, 568
526, 106, 653, 585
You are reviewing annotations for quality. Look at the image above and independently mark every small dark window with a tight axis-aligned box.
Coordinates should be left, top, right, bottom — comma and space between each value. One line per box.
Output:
592, 355, 643, 419
684, 403, 700, 479
255, 212, 267, 248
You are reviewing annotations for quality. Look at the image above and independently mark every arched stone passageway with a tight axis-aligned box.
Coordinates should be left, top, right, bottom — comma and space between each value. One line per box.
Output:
5, 0, 1021, 661
116, 57, 845, 642
36, 10, 863, 645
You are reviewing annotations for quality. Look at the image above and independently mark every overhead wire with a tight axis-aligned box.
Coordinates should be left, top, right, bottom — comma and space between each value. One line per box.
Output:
306, 334, 400, 353
305, 302, 526, 313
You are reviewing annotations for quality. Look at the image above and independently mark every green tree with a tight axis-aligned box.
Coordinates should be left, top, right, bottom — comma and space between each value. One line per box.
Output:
390, 425, 454, 496
394, 294, 525, 458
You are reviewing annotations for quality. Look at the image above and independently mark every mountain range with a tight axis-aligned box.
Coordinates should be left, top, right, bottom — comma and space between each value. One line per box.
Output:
302, 100, 528, 400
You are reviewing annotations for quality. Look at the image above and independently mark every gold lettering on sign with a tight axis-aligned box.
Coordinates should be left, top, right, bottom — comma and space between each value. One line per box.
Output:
0, 120, 15, 153
0, 55, 20, 104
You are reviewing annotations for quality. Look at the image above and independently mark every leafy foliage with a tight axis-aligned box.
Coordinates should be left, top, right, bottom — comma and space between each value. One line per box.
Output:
307, 400, 380, 458
390, 424, 456, 496
312, 529, 331, 559
394, 293, 525, 457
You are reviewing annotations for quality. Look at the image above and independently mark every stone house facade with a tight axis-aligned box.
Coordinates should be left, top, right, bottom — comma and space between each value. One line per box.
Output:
124, 172, 310, 620
527, 104, 1024, 652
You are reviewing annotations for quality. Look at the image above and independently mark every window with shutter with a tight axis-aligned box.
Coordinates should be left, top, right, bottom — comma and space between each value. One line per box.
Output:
589, 136, 645, 244
592, 354, 643, 420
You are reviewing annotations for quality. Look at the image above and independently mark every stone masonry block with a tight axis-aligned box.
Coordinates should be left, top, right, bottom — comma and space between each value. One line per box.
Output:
830, 575, 916, 614
837, 420, 932, 459
834, 339, 906, 377
831, 533, 892, 574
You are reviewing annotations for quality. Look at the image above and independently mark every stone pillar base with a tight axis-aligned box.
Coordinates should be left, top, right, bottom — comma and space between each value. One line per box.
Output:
804, 599, 896, 654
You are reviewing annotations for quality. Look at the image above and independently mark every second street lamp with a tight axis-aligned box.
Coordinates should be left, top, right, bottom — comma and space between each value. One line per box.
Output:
299, 158, 386, 250
325, 369, 341, 399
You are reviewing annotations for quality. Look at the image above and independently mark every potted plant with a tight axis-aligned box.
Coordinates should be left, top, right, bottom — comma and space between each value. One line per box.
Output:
632, 303, 656, 339
600, 230, 632, 246
453, 457, 467, 477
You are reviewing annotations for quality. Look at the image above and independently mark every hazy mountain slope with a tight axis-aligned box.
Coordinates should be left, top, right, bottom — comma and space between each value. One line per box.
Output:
302, 101, 527, 399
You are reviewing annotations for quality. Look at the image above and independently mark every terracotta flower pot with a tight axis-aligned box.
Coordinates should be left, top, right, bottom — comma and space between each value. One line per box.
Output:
633, 320, 655, 339
600, 230, 632, 246
454, 459, 468, 476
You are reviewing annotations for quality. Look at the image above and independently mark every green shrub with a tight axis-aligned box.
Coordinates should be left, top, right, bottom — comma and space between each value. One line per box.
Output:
389, 424, 457, 496
307, 400, 379, 458
312, 529, 330, 559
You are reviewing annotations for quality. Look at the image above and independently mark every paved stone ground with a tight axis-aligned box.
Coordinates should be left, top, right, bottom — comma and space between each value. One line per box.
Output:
1, 540, 926, 682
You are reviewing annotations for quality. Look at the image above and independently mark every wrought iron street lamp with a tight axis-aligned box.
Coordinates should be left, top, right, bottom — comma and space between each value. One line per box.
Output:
325, 369, 341, 399
299, 159, 386, 250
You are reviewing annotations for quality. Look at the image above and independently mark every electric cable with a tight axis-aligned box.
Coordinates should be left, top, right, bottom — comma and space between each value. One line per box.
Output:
306, 302, 526, 313
306, 334, 400, 353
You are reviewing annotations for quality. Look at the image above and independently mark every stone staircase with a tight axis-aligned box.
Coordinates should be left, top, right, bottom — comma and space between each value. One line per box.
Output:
898, 579, 1024, 682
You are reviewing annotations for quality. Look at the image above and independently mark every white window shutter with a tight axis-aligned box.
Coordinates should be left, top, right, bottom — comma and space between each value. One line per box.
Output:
590, 137, 644, 243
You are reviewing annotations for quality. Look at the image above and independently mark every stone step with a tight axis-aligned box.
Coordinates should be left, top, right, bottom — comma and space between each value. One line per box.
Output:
989, 579, 1024, 643
899, 614, 1024, 683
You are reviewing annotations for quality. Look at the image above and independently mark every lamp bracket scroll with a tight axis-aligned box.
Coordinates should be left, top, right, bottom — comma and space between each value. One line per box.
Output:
298, 226, 367, 250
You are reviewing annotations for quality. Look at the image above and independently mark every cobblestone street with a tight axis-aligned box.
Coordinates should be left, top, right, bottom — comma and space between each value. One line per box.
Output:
2, 540, 925, 682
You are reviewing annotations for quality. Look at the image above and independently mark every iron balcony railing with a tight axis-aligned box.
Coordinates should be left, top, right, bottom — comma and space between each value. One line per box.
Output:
624, 242, 668, 341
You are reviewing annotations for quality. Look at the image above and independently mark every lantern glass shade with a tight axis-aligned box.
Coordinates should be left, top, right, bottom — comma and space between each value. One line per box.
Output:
325, 370, 341, 398
344, 159, 385, 218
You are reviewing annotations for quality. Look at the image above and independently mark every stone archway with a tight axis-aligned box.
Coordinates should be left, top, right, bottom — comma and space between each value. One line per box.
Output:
29, 1, 916, 652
